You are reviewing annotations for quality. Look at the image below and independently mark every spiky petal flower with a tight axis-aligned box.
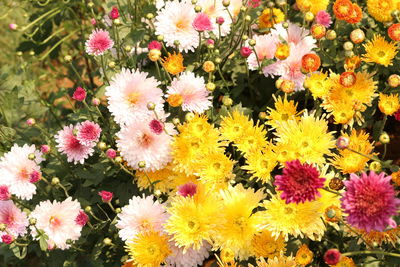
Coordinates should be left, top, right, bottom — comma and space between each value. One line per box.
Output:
0, 200, 29, 240
342, 171, 400, 232
76, 120, 101, 146
274, 159, 326, 204
85, 29, 114, 56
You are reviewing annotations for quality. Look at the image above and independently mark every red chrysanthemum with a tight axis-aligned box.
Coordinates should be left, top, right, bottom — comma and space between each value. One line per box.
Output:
388, 23, 400, 41
301, 54, 321, 73
274, 159, 326, 204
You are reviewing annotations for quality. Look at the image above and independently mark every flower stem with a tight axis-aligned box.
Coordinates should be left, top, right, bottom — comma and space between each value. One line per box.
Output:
343, 250, 400, 258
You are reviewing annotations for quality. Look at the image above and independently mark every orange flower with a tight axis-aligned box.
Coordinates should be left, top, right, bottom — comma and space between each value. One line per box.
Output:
275, 43, 290, 60
161, 52, 185, 75
340, 72, 357, 87
333, 0, 354, 20
167, 94, 183, 107
345, 3, 362, 24
311, 24, 326, 39
301, 54, 321, 72
388, 23, 400, 41
344, 56, 361, 71
295, 244, 314, 266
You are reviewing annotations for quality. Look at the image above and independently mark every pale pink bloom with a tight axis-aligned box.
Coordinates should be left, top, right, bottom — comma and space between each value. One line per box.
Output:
30, 197, 83, 250
315, 11, 332, 28
0, 144, 43, 200
166, 240, 211, 267
76, 120, 101, 146
55, 125, 94, 164
85, 29, 114, 56
247, 34, 278, 71
9, 23, 17, 30
0, 200, 29, 239
166, 72, 211, 113
198, 0, 232, 37
192, 13, 213, 32
116, 195, 168, 241
105, 68, 164, 125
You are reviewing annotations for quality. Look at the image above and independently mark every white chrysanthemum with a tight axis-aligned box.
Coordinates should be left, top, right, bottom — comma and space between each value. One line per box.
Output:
247, 34, 278, 71
0, 144, 43, 200
165, 240, 211, 267
155, 0, 199, 52
0, 200, 29, 239
116, 195, 168, 241
198, 0, 232, 37
117, 117, 175, 171
166, 72, 212, 113
30, 197, 83, 250
105, 68, 164, 125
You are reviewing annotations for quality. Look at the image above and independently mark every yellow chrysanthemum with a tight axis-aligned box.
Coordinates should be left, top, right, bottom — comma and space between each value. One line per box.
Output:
346, 226, 400, 247
273, 111, 335, 165
316, 167, 341, 223
330, 101, 355, 124
296, 0, 329, 15
266, 95, 302, 129
258, 8, 285, 29
251, 230, 286, 259
304, 72, 329, 99
162, 52, 185, 75
378, 93, 400, 115
295, 244, 313, 266
242, 145, 277, 183
197, 151, 235, 190
235, 123, 269, 155
220, 110, 254, 144
251, 255, 297, 267
331, 130, 375, 174
214, 184, 266, 259
362, 35, 398, 67
367, 0, 396, 22
330, 256, 356, 267
260, 194, 326, 241
126, 230, 171, 267
135, 164, 176, 193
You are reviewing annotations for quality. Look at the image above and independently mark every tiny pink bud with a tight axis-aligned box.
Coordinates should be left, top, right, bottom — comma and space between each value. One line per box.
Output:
106, 149, 117, 159
336, 136, 350, 149
26, 118, 36, 126
40, 145, 50, 154
29, 170, 41, 183
9, 23, 17, 30
1, 234, 13, 244
92, 98, 101, 106
148, 41, 162, 51
206, 39, 215, 45
324, 249, 341, 265
75, 210, 89, 226
0, 185, 10, 201
91, 18, 97, 25
177, 182, 197, 197
149, 119, 163, 135
99, 190, 113, 202
109, 6, 120, 20
216, 16, 225, 25
240, 46, 252, 58
72, 87, 87, 102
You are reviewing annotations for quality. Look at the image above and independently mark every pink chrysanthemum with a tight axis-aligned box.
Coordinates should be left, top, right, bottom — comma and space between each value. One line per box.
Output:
166, 72, 211, 113
1, 234, 13, 244
30, 197, 83, 250
192, 13, 213, 32
148, 40, 162, 50
85, 29, 114, 56
177, 182, 197, 197
0, 186, 10, 200
247, 34, 278, 70
341, 171, 400, 232
315, 10, 332, 28
76, 120, 102, 146
0, 144, 43, 200
0, 200, 29, 240
55, 125, 94, 164
75, 210, 89, 226
149, 119, 164, 135
72, 87, 86, 101
116, 195, 168, 241
274, 159, 325, 204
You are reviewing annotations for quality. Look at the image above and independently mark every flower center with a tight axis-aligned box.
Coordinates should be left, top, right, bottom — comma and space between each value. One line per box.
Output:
127, 92, 141, 105
19, 168, 30, 181
175, 19, 189, 31
378, 51, 386, 58
49, 215, 62, 228
139, 133, 153, 147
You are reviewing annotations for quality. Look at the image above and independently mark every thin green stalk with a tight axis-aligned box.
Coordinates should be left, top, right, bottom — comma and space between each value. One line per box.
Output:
100, 55, 110, 85
342, 250, 400, 258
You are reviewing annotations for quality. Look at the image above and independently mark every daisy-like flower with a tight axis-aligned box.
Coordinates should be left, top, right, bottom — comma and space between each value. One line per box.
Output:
242, 146, 277, 184
247, 34, 278, 71
105, 68, 164, 125
55, 125, 94, 164
76, 120, 101, 146
378, 93, 400, 115
154, 0, 199, 52
30, 197, 83, 249
252, 255, 297, 267
271, 22, 316, 49
165, 241, 211, 267
166, 72, 212, 113
304, 71, 329, 99
362, 35, 398, 67
197, 0, 232, 37
117, 117, 175, 171
116, 195, 168, 241
258, 8, 285, 29
341, 171, 400, 232
85, 29, 114, 56
367, 0, 397, 22
0, 200, 29, 240
0, 144, 43, 200
251, 230, 286, 259
274, 159, 325, 204
266, 94, 301, 129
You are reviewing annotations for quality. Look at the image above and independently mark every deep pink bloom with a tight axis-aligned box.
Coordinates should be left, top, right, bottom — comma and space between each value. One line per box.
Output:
106, 148, 117, 159
342, 171, 400, 232
1, 234, 13, 244
206, 39, 215, 45
85, 29, 114, 56
40, 145, 50, 154
315, 10, 332, 28
149, 119, 164, 135
324, 249, 341, 265
240, 46, 252, 58
99, 190, 113, 202
109, 6, 120, 20
216, 16, 225, 25
177, 182, 197, 197
248, 0, 261, 8
72, 87, 86, 101
0, 186, 10, 201
91, 18, 97, 25
75, 210, 89, 226
29, 170, 41, 183
192, 13, 213, 32
148, 41, 162, 51
76, 121, 101, 146
26, 118, 35, 126
274, 159, 326, 204
394, 109, 400, 121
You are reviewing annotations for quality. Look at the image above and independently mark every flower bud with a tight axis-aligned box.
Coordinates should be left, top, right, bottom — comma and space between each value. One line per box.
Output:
0, 185, 10, 201
280, 80, 295, 93
28, 153, 36, 160
194, 5, 202, 12
379, 132, 390, 144
0, 223, 6, 231
350, 29, 365, 44
185, 112, 195, 121
258, 112, 267, 120
26, 118, 36, 126
124, 45, 132, 52
9, 23, 17, 30
108, 61, 116, 68
222, 96, 233, 106
369, 161, 382, 172
206, 82, 216, 91
148, 49, 161, 62
248, 39, 256, 46
72, 87, 86, 102
103, 238, 112, 246
115, 208, 122, 213
92, 98, 101, 106
336, 136, 349, 149
16, 51, 23, 56
1, 234, 13, 245
240, 46, 252, 58
202, 61, 215, 72
172, 118, 181, 125
87, 2, 94, 8
146, 13, 154, 20
110, 6, 120, 20
157, 35, 164, 41
173, 40, 180, 47
324, 249, 341, 265
99, 190, 113, 202
106, 149, 117, 159
304, 12, 314, 22
343, 41, 354, 51
51, 177, 60, 185
147, 102, 156, 110
311, 24, 326, 39
245, 15, 251, 22
138, 161, 146, 168
329, 178, 344, 191
84, 206, 92, 212
115, 156, 123, 163
191, 0, 197, 4
98, 142, 107, 150
388, 74, 400, 88
282, 22, 289, 28
216, 16, 225, 25
222, 0, 230, 7
326, 30, 337, 40
64, 55, 73, 63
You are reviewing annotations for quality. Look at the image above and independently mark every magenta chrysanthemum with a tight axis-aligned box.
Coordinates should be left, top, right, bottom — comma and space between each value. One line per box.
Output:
192, 13, 213, 32
274, 159, 325, 204
341, 171, 400, 232
76, 120, 102, 146
85, 29, 114, 56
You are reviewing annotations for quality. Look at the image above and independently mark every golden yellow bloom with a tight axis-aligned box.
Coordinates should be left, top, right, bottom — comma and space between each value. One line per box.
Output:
378, 93, 400, 115
331, 130, 375, 174
275, 43, 290, 60
392, 171, 400, 186
304, 72, 329, 99
330, 256, 356, 267
266, 94, 302, 129
242, 146, 277, 183
347, 226, 400, 247
235, 122, 269, 155
251, 230, 286, 259
295, 244, 313, 266
162, 52, 185, 75
296, 0, 329, 15
220, 110, 254, 144
167, 94, 183, 107
330, 101, 355, 124
220, 248, 235, 264
367, 0, 396, 22
148, 49, 161, 61
258, 8, 285, 29
203, 61, 215, 72
251, 255, 297, 267
126, 230, 171, 267
362, 35, 398, 67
